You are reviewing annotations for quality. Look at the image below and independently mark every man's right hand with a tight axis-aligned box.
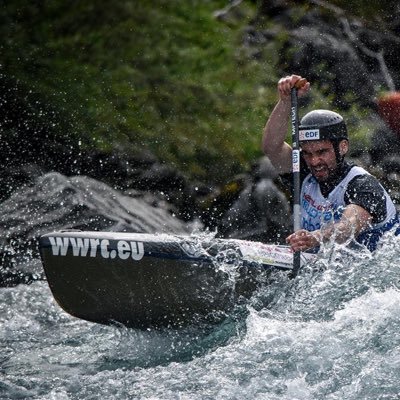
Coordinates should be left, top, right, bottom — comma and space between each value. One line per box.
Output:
277, 75, 310, 100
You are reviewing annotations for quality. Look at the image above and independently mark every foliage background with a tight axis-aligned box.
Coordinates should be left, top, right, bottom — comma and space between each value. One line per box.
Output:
1, 0, 397, 185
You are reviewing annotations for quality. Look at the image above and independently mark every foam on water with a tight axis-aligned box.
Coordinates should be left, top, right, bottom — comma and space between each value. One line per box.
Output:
1, 235, 400, 399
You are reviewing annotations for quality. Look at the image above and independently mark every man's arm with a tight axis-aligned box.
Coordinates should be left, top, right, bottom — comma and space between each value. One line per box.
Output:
286, 204, 373, 252
261, 99, 293, 173
261, 75, 310, 173
345, 174, 387, 223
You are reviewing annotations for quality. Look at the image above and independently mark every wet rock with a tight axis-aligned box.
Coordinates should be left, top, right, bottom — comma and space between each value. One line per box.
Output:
0, 145, 198, 225
0, 171, 190, 240
0, 172, 193, 285
217, 177, 291, 243
286, 24, 374, 108
253, 1, 400, 108
0, 163, 45, 202
77, 148, 158, 190
381, 155, 400, 174
370, 123, 400, 163
215, 157, 291, 243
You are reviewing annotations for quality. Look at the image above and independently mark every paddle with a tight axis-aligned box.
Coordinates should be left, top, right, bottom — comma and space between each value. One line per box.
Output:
290, 78, 306, 276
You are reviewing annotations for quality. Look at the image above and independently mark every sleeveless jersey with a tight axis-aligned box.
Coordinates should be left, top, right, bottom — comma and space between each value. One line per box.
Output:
300, 166, 398, 251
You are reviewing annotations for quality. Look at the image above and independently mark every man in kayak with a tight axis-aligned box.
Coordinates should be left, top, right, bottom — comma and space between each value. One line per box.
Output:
262, 74, 398, 252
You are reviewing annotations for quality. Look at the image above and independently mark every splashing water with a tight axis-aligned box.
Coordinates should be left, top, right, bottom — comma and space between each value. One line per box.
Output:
1, 234, 400, 399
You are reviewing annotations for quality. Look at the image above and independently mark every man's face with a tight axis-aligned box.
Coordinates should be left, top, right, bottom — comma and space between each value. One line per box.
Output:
300, 140, 342, 182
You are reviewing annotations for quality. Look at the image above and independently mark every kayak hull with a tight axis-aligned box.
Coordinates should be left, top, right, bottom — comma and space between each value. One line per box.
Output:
39, 231, 310, 329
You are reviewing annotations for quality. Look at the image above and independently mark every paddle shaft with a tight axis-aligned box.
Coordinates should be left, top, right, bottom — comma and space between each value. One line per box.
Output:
290, 79, 305, 274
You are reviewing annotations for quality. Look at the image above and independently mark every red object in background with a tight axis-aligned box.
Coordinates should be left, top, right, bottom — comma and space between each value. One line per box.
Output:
377, 92, 400, 136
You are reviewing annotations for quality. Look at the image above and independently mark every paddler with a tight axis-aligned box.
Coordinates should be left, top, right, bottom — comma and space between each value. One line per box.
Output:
262, 74, 398, 252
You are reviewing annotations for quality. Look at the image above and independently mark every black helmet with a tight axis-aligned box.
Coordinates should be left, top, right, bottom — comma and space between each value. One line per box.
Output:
299, 109, 347, 142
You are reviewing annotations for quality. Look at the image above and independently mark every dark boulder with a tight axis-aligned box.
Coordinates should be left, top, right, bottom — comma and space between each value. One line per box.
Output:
214, 157, 291, 243
370, 122, 400, 163
252, 1, 400, 108
0, 172, 191, 286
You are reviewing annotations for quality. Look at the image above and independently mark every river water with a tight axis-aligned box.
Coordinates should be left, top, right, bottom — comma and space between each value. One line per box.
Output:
1, 231, 400, 400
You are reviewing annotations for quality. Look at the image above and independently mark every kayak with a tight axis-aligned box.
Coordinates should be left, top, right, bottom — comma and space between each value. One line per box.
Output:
39, 231, 314, 329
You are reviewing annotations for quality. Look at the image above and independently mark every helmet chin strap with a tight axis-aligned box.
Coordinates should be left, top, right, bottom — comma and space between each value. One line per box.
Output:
333, 140, 345, 167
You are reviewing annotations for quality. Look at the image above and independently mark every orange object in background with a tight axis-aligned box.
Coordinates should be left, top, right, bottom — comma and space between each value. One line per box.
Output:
377, 92, 400, 136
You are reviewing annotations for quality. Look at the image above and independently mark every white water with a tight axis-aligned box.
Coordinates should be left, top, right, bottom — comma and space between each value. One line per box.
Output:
1, 234, 400, 400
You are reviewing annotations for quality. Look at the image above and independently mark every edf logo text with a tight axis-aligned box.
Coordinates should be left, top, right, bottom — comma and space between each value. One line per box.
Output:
299, 129, 320, 141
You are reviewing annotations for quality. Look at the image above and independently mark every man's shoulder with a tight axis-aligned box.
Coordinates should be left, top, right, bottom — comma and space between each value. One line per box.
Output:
346, 166, 381, 190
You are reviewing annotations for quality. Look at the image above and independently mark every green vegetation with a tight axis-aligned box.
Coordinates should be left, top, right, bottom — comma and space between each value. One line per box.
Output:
0, 0, 390, 184
2, 0, 281, 184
